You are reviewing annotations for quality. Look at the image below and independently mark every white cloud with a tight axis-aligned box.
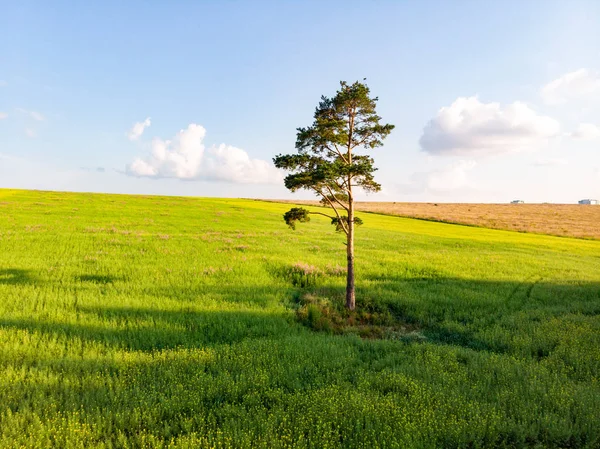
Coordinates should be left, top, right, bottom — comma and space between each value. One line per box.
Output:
541, 69, 600, 105
0, 112, 7, 120
126, 123, 282, 184
533, 158, 568, 167
0, 80, 7, 87
569, 123, 600, 141
25, 128, 36, 138
420, 97, 559, 157
127, 117, 151, 141
202, 143, 284, 184
16, 108, 45, 121
398, 160, 477, 194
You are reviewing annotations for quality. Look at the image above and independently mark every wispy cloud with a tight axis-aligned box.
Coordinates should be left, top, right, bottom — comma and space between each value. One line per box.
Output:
541, 69, 600, 105
398, 160, 477, 194
0, 153, 26, 163
25, 128, 37, 138
0, 112, 7, 120
80, 166, 106, 173
126, 123, 282, 184
420, 96, 559, 157
16, 108, 45, 121
0, 80, 7, 87
569, 123, 600, 141
127, 117, 151, 141
30, 111, 44, 121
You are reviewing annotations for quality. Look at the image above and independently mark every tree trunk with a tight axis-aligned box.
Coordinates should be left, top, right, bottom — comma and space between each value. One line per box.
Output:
346, 105, 356, 310
346, 202, 355, 310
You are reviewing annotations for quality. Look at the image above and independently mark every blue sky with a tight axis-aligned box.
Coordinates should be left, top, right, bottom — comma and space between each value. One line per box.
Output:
1, 0, 599, 202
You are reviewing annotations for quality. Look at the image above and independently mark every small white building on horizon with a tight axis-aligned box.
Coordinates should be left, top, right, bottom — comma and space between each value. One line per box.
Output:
578, 199, 599, 205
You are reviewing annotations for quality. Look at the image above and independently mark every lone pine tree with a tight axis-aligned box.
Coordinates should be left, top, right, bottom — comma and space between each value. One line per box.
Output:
274, 80, 394, 310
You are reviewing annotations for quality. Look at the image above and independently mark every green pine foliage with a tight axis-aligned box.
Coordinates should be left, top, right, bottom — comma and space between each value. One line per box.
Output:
274, 80, 395, 309
274, 80, 394, 230
1, 188, 600, 448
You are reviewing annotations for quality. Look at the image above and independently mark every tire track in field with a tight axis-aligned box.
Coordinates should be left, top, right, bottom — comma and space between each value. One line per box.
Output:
525, 277, 541, 300
506, 275, 542, 303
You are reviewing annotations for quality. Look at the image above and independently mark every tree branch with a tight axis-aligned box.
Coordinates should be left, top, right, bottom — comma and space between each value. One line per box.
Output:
334, 179, 350, 193
324, 185, 349, 212
350, 132, 374, 150
314, 187, 349, 235
330, 143, 348, 163
308, 211, 336, 220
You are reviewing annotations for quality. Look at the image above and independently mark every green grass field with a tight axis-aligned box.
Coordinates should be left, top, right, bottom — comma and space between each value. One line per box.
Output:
1, 188, 599, 448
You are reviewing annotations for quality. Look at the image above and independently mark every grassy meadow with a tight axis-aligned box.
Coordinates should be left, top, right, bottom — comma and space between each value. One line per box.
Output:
1, 188, 599, 448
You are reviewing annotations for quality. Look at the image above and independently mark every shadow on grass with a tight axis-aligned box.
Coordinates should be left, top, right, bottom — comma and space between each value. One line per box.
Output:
290, 274, 600, 354
0, 262, 599, 446
0, 268, 38, 286
357, 274, 600, 355
76, 274, 120, 284
0, 269, 122, 287
0, 306, 292, 351
2, 266, 599, 359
